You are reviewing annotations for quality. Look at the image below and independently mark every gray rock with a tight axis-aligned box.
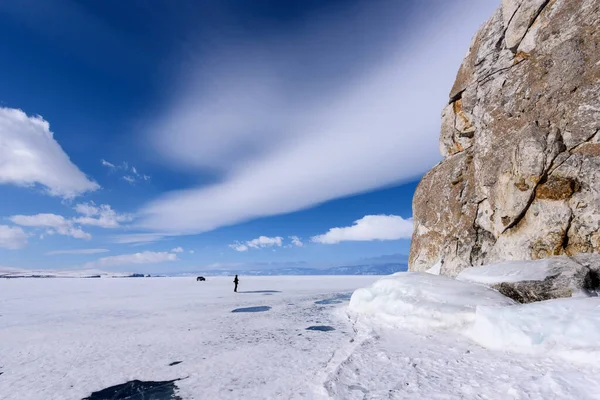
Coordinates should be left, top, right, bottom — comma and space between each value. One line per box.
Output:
456, 256, 599, 303
410, 0, 600, 276
504, 0, 549, 52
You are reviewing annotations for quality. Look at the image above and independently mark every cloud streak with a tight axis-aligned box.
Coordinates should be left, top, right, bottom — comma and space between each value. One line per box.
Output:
46, 248, 109, 255
311, 215, 413, 244
0, 107, 99, 198
82, 251, 178, 269
136, 1, 498, 235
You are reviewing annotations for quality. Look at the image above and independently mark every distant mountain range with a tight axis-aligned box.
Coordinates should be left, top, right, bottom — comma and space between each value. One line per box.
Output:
0, 266, 130, 279
178, 254, 409, 277
0, 254, 408, 278
195, 263, 407, 277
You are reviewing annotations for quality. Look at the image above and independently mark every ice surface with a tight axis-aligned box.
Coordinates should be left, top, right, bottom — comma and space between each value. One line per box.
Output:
456, 259, 557, 285
469, 297, 600, 365
3, 275, 600, 400
0, 276, 379, 400
348, 272, 515, 330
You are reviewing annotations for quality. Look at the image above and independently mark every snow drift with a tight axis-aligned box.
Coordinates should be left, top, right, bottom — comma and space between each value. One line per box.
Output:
456, 259, 558, 285
348, 272, 515, 330
469, 297, 600, 365
350, 271, 600, 365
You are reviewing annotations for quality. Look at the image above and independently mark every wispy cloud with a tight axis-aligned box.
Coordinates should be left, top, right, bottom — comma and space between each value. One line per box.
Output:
171, 246, 184, 253
10, 214, 91, 240
101, 159, 116, 169
101, 159, 150, 184
137, 1, 497, 236
111, 233, 168, 245
0, 225, 28, 249
46, 248, 109, 255
311, 215, 413, 244
0, 107, 99, 198
82, 251, 178, 269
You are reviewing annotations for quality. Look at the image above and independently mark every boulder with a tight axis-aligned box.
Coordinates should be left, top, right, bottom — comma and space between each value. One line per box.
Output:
410, 0, 600, 276
457, 256, 599, 303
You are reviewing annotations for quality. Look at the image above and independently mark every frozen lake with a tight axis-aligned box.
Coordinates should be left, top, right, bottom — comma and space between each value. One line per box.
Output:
2, 275, 600, 400
0, 276, 380, 400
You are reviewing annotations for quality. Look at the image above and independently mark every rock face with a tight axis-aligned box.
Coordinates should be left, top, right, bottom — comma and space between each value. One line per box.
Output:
456, 256, 599, 303
409, 0, 600, 276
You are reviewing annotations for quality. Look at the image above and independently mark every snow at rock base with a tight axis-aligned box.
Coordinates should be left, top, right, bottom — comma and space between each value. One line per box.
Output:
469, 297, 600, 365
456, 259, 559, 284
349, 272, 515, 330
349, 271, 600, 366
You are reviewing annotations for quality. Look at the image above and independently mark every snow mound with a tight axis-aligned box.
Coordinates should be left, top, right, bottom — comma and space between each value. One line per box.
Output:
348, 272, 515, 331
456, 259, 559, 285
469, 297, 600, 365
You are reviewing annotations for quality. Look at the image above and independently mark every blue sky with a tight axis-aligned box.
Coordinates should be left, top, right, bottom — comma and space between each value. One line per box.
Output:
0, 0, 498, 273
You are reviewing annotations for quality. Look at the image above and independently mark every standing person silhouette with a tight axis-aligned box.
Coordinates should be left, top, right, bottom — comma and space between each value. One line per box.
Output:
233, 275, 239, 292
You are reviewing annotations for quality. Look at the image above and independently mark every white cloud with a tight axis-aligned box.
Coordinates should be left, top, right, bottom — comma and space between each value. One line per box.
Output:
111, 233, 168, 244
82, 251, 178, 269
8, 204, 129, 242
289, 236, 303, 247
136, 1, 497, 235
46, 248, 109, 255
311, 215, 413, 244
229, 236, 283, 252
10, 213, 91, 240
246, 236, 283, 249
0, 107, 99, 198
171, 246, 184, 253
229, 242, 248, 252
0, 225, 28, 249
189, 250, 195, 254
101, 159, 116, 169
73, 202, 132, 228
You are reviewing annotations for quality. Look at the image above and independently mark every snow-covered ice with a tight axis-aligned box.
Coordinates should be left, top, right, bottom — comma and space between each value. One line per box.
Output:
344, 272, 600, 399
348, 272, 515, 330
469, 297, 600, 364
0, 276, 378, 400
2, 274, 600, 399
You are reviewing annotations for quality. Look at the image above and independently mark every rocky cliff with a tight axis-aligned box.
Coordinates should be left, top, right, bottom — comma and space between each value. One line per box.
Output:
409, 0, 600, 276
